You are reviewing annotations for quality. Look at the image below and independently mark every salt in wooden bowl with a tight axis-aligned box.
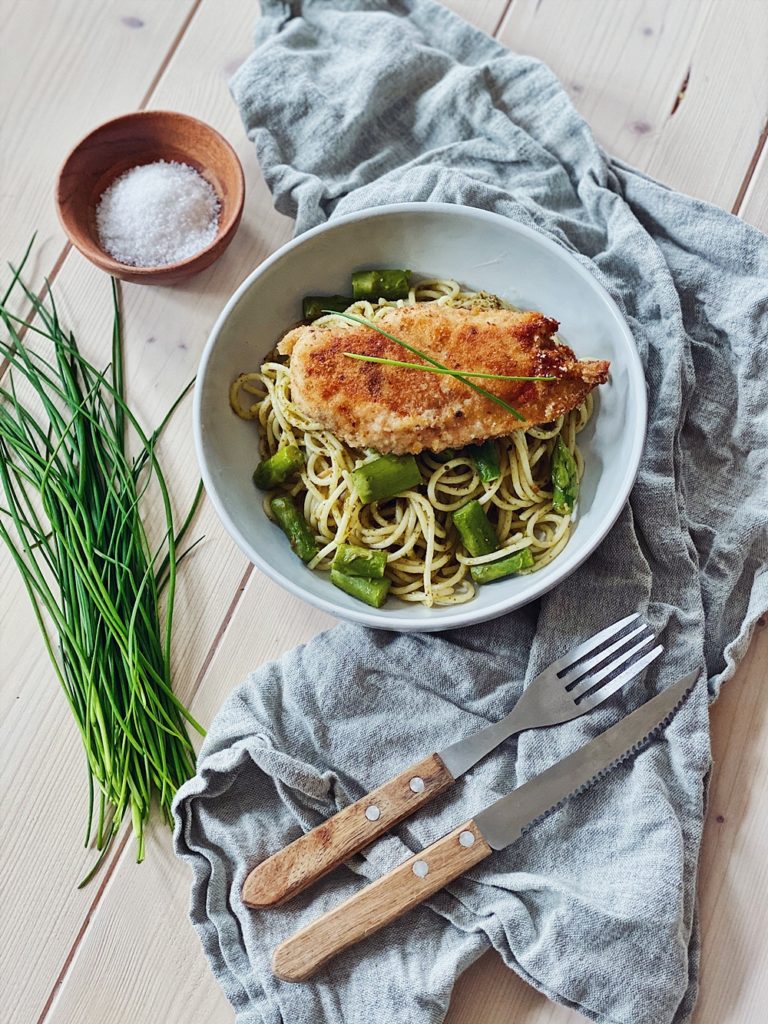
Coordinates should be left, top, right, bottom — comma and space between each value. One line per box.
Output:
56, 110, 245, 285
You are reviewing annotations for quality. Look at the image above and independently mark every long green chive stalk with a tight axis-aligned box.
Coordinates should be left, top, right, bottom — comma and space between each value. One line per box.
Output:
325, 309, 527, 421
0, 241, 204, 885
342, 351, 555, 383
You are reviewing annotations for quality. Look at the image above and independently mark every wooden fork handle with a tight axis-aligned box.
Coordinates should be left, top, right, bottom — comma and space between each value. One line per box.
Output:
272, 818, 491, 982
241, 753, 454, 908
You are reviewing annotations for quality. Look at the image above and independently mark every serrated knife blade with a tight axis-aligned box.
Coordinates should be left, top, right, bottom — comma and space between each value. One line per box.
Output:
475, 669, 698, 849
246, 614, 664, 911
272, 671, 699, 982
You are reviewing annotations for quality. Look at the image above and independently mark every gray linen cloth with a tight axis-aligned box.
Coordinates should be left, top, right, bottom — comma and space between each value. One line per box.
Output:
173, 2, 768, 1022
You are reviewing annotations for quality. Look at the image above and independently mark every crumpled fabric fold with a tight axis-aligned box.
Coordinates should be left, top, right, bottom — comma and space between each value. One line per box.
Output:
173, 3, 768, 1022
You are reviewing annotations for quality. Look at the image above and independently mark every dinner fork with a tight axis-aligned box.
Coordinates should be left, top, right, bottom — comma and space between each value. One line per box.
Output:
242, 612, 662, 908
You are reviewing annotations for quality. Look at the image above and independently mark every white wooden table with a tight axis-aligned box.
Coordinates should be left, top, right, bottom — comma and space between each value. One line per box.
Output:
1, 2, 766, 1022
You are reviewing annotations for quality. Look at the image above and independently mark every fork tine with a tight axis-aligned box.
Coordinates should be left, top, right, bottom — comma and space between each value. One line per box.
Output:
569, 635, 656, 699
560, 622, 651, 686
573, 645, 664, 710
552, 613, 640, 674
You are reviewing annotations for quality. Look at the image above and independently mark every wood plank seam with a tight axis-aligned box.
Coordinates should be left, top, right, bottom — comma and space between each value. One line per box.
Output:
34, 828, 133, 1024
30, 6, 522, 1014
491, 0, 515, 36
0, 0, 206, 380
0, 242, 72, 378
495, 0, 767, 214
186, 563, 255, 707
27, 95, 768, 1024
732, 120, 768, 214
16, 2, 767, 1021
137, 0, 206, 109
34, 555, 253, 1024
41, 5, 768, 1014
8, 4, 227, 1021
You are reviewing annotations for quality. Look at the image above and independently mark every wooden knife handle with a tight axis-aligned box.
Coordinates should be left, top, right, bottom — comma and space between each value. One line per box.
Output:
272, 818, 491, 981
242, 753, 454, 908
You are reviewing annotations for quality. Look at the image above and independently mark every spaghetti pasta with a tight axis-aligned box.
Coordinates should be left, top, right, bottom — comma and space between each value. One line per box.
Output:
230, 280, 592, 607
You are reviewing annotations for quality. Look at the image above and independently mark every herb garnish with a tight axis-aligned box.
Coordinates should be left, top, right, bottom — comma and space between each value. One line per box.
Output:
325, 309, 530, 422
342, 351, 554, 383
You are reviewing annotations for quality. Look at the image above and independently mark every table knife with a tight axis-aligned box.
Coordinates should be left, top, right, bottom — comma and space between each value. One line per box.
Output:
272, 670, 697, 981
242, 613, 661, 908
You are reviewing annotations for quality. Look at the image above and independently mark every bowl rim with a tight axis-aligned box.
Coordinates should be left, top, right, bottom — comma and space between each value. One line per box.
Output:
194, 201, 647, 632
55, 109, 245, 278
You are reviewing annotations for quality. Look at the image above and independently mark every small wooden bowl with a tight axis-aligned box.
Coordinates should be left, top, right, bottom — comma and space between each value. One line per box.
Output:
56, 110, 245, 284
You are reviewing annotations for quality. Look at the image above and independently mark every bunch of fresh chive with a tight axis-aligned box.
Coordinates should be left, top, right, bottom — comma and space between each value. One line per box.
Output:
0, 241, 204, 884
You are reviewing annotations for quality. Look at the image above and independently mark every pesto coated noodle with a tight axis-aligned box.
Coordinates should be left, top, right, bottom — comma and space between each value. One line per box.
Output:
230, 279, 592, 607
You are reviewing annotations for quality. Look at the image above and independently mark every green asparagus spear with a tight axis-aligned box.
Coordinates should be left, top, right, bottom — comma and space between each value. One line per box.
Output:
452, 499, 499, 557
331, 568, 391, 608
270, 495, 319, 563
551, 436, 579, 514
253, 444, 304, 490
351, 454, 422, 503
332, 543, 387, 579
351, 269, 411, 301
468, 440, 501, 482
470, 547, 534, 584
302, 295, 353, 321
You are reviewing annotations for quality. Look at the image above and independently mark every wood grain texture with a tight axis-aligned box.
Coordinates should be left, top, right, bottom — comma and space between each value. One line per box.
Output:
46, 573, 336, 1024
448, 948, 585, 1024
497, 0, 768, 209
739, 144, 768, 233
0, 3, 288, 1021
0, 248, 261, 1024
445, 625, 768, 1024
272, 820, 492, 982
0, 0, 199, 284
243, 753, 454, 907
692, 622, 768, 1024
0, 1, 765, 1023
0, 258, 266, 1024
4, 2, 512, 1017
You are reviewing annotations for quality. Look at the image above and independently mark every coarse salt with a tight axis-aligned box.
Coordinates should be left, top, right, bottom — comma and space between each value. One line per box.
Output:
96, 160, 220, 268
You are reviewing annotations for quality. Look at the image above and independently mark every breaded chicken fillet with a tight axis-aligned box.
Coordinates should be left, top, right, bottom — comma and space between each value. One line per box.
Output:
278, 304, 609, 455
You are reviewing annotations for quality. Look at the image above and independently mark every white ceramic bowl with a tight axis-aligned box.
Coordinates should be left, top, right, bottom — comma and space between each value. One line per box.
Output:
195, 203, 645, 632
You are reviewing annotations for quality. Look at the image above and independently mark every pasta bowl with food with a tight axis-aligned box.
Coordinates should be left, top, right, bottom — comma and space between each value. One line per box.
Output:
195, 203, 645, 632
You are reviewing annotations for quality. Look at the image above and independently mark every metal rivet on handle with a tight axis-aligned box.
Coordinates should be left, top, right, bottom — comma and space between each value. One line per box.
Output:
459, 831, 475, 847
409, 776, 425, 793
412, 860, 429, 878
365, 805, 381, 821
